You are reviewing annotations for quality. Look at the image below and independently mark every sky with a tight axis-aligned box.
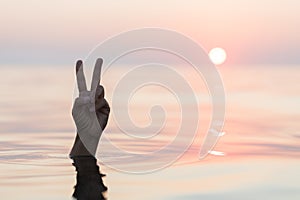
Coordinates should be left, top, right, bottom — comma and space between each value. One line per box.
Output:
0, 0, 299, 66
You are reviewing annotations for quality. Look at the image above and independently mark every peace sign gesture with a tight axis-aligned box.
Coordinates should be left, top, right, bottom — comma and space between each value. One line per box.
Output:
70, 58, 110, 157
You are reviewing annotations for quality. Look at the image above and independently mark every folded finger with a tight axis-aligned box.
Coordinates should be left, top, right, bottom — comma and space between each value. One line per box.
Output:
96, 85, 105, 99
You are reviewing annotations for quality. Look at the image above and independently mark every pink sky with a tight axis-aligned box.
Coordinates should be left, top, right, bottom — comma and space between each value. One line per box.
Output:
0, 0, 299, 65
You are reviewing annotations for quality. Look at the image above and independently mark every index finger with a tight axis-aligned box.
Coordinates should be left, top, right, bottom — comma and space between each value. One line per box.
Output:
91, 58, 103, 90
75, 60, 87, 93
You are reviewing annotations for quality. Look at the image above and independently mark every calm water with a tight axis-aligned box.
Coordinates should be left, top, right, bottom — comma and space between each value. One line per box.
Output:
0, 65, 300, 199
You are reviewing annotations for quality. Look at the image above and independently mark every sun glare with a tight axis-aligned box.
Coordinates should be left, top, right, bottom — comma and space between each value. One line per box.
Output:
209, 47, 227, 65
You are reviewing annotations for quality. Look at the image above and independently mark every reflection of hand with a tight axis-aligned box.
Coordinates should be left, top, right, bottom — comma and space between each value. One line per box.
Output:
70, 58, 110, 157
72, 156, 107, 199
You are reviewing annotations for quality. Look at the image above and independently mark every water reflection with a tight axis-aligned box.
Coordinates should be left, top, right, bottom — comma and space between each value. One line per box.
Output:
71, 156, 107, 200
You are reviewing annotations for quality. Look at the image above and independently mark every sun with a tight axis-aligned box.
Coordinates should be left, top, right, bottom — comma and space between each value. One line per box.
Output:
209, 47, 227, 65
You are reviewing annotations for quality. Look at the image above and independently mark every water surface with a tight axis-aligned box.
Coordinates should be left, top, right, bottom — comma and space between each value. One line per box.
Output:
0, 65, 299, 199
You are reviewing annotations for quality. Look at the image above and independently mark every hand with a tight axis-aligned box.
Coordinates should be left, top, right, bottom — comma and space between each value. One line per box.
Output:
70, 58, 110, 157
